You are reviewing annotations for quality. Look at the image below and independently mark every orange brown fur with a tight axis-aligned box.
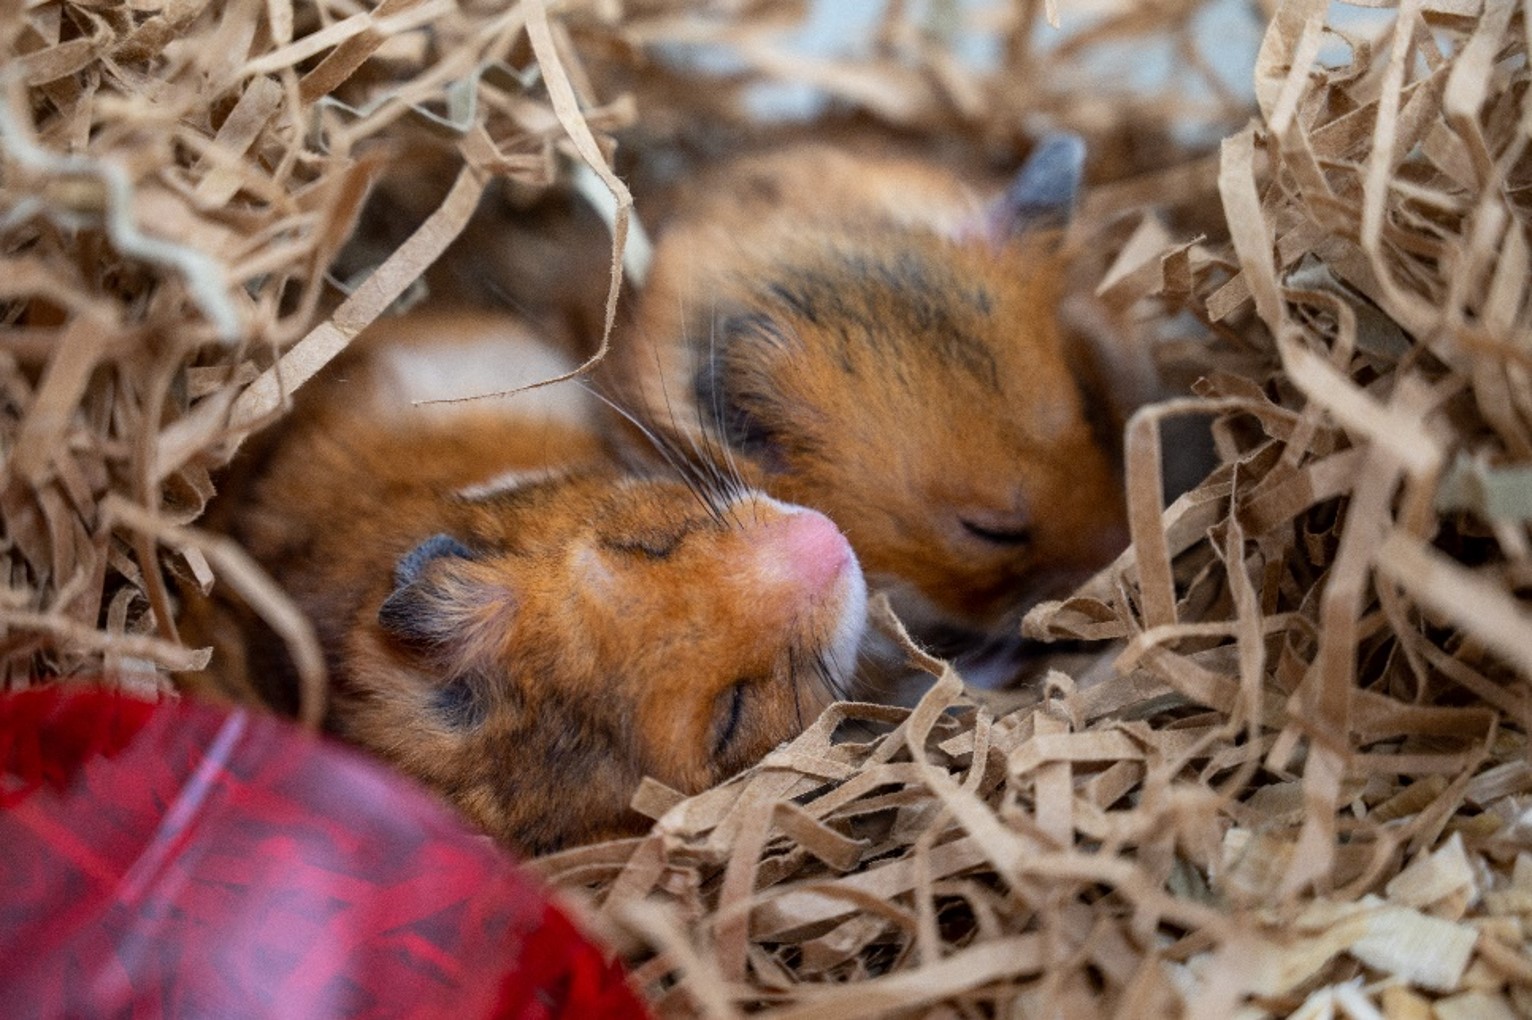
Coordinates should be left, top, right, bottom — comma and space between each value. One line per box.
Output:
614, 144, 1128, 638
225, 312, 863, 854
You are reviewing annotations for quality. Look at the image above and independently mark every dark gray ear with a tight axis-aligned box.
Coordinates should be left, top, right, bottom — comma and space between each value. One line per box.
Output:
379, 534, 479, 648
394, 533, 474, 588
987, 132, 1085, 240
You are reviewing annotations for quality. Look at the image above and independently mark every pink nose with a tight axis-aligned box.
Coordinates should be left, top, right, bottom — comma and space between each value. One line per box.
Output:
774, 509, 853, 592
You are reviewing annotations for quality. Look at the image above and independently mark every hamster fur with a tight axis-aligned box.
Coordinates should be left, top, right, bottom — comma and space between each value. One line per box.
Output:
223, 310, 867, 853
611, 139, 1128, 657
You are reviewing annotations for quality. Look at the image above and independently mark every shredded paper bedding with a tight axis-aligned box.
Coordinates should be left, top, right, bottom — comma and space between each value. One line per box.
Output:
3, 0, 1531, 1015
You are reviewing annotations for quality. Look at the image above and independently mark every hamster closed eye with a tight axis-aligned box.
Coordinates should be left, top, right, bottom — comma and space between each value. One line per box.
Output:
358, 477, 866, 852
613, 136, 1129, 659
218, 311, 867, 854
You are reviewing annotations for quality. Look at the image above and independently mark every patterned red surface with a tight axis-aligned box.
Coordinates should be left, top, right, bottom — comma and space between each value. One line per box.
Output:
0, 687, 647, 1019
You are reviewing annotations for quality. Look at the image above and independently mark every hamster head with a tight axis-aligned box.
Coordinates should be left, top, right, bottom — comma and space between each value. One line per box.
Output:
695, 230, 1127, 629
338, 472, 866, 854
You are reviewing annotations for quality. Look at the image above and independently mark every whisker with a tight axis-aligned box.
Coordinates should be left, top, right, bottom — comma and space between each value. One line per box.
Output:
675, 297, 745, 517
577, 379, 726, 524
684, 426, 745, 528
815, 648, 850, 704
789, 647, 806, 733
705, 309, 751, 506
647, 329, 736, 522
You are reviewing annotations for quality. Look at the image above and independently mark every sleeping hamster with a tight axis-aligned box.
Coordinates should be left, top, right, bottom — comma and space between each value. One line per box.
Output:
225, 310, 867, 853
611, 136, 1128, 655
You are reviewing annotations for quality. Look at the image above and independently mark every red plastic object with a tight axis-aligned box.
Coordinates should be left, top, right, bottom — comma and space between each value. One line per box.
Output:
0, 687, 648, 1019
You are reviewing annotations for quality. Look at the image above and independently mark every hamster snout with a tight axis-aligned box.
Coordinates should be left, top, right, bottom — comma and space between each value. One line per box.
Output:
750, 505, 857, 603
743, 501, 867, 685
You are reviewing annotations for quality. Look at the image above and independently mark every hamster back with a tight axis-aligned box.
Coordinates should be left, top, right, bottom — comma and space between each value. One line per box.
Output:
615, 140, 1128, 641
225, 311, 867, 853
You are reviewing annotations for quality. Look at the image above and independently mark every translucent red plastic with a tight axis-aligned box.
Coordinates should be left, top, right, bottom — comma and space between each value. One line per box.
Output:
0, 687, 648, 1019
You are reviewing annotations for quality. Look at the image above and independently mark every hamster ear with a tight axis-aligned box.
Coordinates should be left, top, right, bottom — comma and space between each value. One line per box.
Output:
980, 132, 1085, 244
378, 534, 514, 653
393, 533, 474, 588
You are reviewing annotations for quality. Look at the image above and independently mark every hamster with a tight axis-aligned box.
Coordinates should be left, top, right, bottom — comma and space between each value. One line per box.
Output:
223, 310, 867, 854
609, 136, 1128, 660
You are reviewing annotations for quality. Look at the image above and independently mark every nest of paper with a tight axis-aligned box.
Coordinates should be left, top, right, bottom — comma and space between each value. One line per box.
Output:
4, 0, 1531, 1015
